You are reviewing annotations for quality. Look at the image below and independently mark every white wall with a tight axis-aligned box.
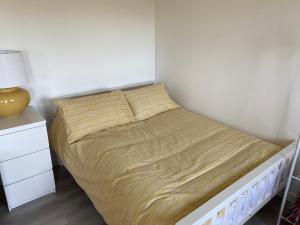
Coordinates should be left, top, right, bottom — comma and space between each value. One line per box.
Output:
1, 0, 299, 145
156, 0, 300, 145
0, 0, 155, 119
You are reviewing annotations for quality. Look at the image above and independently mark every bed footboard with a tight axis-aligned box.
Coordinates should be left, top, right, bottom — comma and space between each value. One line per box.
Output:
176, 142, 297, 225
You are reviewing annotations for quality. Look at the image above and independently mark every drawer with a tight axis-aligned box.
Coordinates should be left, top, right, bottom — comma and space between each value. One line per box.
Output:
0, 125, 49, 162
0, 149, 53, 186
4, 170, 55, 211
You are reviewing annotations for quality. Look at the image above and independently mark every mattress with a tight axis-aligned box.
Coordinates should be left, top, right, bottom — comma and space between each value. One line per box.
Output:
49, 108, 281, 225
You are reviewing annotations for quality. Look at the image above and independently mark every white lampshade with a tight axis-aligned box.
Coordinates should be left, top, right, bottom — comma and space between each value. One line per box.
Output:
0, 50, 28, 89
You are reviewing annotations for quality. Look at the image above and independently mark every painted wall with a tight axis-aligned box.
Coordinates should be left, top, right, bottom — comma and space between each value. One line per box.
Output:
1, 0, 299, 145
156, 0, 300, 145
0, 0, 155, 119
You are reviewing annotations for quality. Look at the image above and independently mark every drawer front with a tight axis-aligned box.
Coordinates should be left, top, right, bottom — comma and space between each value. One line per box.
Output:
0, 149, 53, 186
0, 125, 49, 162
4, 170, 55, 211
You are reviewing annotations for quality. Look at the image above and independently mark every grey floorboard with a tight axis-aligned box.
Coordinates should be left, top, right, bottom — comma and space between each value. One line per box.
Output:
0, 166, 281, 225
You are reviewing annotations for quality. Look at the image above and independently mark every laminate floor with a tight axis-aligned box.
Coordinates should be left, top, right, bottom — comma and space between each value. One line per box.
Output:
0, 166, 282, 225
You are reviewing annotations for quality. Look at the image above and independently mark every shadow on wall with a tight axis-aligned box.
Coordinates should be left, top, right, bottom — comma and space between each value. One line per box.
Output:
155, 0, 300, 146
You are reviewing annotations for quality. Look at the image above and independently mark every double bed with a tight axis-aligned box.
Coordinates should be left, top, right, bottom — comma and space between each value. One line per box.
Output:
49, 83, 297, 225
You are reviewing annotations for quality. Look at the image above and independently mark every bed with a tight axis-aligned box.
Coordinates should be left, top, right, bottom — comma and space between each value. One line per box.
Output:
49, 83, 297, 225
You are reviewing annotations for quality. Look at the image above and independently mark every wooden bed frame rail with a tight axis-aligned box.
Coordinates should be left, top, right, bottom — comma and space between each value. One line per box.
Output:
176, 141, 298, 225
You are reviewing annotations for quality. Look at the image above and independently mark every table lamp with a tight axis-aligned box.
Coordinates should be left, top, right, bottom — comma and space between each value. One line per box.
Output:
0, 50, 30, 118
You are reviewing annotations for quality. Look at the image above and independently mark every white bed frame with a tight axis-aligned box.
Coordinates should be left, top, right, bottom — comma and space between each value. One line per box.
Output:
176, 141, 298, 225
53, 81, 298, 225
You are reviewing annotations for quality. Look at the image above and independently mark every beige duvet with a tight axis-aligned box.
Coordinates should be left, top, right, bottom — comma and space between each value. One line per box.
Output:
49, 108, 280, 225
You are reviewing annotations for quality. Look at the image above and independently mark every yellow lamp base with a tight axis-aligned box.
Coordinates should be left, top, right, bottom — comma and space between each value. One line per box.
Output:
0, 87, 30, 118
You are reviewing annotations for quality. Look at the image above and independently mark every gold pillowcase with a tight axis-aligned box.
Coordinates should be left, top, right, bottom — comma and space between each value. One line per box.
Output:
55, 91, 135, 144
124, 84, 180, 121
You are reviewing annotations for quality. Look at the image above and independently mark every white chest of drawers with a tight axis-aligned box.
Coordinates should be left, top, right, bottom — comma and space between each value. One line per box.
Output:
0, 107, 55, 211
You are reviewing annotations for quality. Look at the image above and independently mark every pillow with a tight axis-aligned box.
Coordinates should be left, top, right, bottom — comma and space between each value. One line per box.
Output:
55, 91, 135, 144
124, 84, 179, 121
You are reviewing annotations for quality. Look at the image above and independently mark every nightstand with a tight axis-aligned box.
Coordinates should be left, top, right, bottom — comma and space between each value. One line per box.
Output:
0, 106, 55, 211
